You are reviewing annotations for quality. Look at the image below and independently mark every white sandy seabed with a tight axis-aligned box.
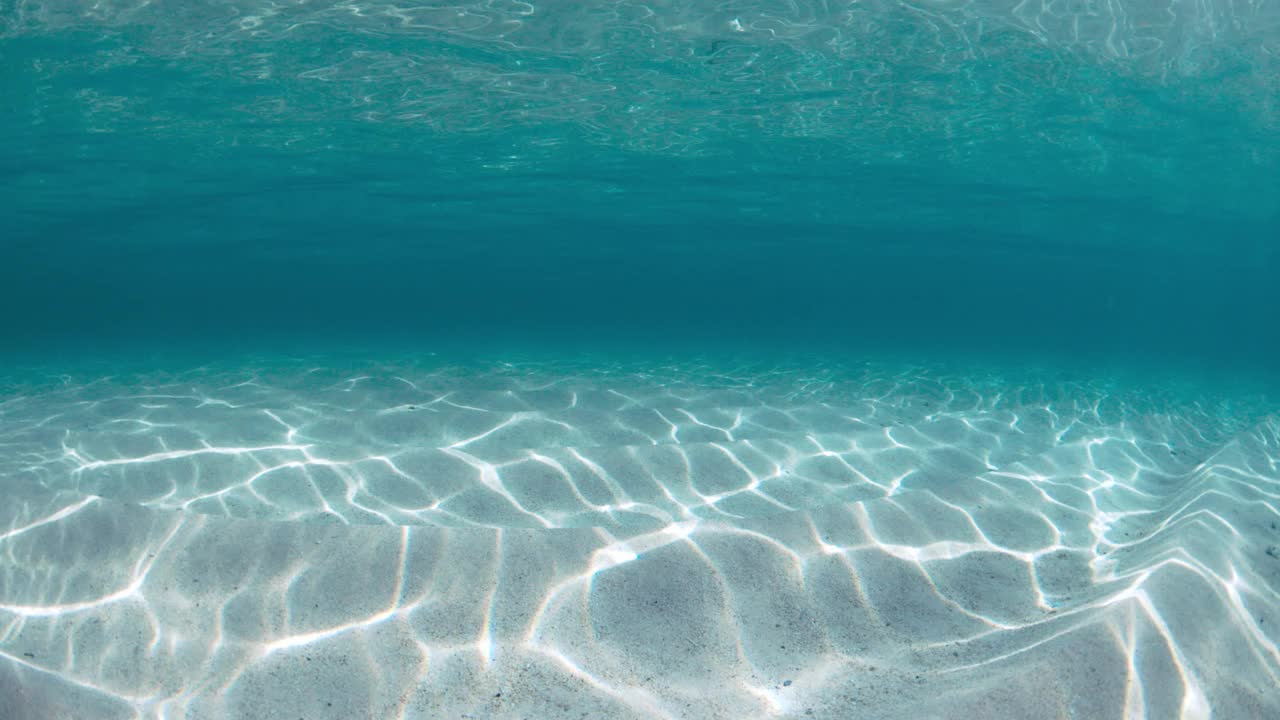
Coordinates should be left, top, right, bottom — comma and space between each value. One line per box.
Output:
0, 353, 1277, 719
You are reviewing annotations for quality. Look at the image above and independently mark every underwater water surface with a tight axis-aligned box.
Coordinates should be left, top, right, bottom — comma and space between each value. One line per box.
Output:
2, 1, 1280, 718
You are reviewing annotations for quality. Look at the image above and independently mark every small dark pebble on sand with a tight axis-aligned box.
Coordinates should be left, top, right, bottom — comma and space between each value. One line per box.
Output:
784, 680, 792, 687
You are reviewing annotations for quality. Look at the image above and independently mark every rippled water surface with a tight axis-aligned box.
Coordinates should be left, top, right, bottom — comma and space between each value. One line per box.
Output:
3, 1, 1280, 718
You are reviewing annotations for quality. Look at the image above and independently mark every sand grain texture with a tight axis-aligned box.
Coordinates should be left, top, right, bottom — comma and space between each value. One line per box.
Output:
0, 356, 1277, 719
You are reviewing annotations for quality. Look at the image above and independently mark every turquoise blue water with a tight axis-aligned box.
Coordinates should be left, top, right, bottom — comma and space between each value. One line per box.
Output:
4, 0, 1279, 362
3, 2, 1280, 719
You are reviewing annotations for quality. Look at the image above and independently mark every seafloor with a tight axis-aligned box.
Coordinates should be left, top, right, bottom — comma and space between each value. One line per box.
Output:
1, 350, 1277, 719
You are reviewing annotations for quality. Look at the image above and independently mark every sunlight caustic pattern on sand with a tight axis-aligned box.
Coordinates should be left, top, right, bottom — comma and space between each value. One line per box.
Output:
1, 356, 1277, 718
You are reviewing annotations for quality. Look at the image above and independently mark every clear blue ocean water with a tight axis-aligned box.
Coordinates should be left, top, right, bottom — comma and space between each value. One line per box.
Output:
2, 2, 1279, 719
